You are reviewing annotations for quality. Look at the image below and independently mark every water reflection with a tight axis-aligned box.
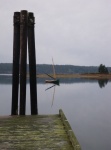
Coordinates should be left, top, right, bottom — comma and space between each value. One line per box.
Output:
0, 76, 111, 150
0, 75, 12, 84
98, 79, 108, 88
0, 74, 111, 87
45, 84, 57, 107
45, 84, 56, 91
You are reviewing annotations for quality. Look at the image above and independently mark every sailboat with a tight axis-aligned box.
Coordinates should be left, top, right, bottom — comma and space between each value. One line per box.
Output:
45, 58, 59, 86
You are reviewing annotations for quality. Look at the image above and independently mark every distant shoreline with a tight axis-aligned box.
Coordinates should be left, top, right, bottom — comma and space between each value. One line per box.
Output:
0, 73, 111, 80
37, 73, 111, 80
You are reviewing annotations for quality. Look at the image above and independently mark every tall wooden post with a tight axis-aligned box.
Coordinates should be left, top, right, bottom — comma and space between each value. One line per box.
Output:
11, 12, 20, 115
28, 13, 38, 115
12, 10, 38, 115
19, 10, 28, 115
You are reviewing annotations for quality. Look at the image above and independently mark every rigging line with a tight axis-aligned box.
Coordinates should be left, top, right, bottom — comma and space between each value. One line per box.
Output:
44, 72, 55, 80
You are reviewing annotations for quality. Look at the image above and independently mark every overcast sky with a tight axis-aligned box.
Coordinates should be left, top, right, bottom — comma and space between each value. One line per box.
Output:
0, 0, 111, 66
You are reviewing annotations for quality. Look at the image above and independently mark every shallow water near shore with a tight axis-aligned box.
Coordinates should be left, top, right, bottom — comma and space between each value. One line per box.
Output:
0, 76, 111, 150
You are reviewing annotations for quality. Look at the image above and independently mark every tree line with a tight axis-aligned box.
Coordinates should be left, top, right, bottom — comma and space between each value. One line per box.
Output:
0, 63, 111, 74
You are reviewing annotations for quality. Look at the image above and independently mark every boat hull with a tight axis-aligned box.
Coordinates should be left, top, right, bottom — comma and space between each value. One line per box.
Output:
45, 79, 59, 85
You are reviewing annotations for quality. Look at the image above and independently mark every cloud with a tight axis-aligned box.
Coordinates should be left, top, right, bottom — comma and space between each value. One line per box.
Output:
0, 0, 111, 66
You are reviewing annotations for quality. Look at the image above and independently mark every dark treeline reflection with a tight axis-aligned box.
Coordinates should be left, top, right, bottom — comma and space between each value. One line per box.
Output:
0, 75, 12, 84
98, 79, 108, 88
0, 75, 110, 88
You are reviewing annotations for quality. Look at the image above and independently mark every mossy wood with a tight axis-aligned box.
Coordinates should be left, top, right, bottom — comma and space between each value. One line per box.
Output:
0, 109, 81, 150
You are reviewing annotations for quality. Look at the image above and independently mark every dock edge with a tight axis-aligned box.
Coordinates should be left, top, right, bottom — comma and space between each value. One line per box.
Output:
59, 109, 81, 150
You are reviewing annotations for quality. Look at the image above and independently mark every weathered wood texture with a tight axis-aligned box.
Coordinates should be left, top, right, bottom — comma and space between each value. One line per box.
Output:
0, 110, 81, 150
59, 110, 81, 150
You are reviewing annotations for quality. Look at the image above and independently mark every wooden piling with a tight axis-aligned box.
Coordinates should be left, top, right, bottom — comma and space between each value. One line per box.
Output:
19, 10, 28, 115
28, 12, 38, 115
12, 10, 38, 115
11, 12, 20, 115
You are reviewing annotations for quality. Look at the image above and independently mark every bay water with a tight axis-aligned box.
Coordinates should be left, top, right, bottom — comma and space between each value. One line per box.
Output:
0, 76, 111, 150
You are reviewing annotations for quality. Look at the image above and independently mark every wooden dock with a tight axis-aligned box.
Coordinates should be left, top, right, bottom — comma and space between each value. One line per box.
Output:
0, 109, 81, 150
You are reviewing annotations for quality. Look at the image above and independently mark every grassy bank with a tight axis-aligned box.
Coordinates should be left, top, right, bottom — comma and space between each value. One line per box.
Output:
37, 73, 111, 79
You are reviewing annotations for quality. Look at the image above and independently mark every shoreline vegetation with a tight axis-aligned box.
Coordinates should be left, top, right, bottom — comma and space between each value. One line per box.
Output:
0, 73, 111, 80
37, 73, 111, 80
0, 63, 111, 79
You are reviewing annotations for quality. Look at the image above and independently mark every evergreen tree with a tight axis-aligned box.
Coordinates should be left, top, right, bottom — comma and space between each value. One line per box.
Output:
98, 64, 109, 74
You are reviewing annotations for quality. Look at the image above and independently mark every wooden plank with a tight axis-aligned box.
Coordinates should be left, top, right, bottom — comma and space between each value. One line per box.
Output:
0, 110, 80, 150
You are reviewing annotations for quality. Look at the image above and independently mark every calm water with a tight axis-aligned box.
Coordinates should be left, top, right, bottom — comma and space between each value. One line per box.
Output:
0, 76, 111, 150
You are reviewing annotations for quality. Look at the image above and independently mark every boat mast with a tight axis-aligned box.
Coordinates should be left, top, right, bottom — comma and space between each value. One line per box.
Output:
52, 58, 56, 79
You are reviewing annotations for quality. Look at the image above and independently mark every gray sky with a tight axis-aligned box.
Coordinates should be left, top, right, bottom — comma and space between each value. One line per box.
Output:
0, 0, 111, 66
